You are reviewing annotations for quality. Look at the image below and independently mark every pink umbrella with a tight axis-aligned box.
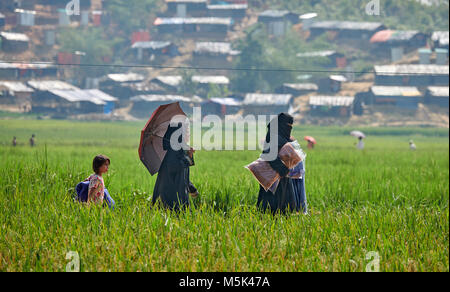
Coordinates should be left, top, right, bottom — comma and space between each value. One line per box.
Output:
304, 136, 317, 144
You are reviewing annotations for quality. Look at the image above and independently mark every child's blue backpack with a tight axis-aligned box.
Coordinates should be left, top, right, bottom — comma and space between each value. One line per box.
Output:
75, 181, 90, 203
75, 181, 115, 209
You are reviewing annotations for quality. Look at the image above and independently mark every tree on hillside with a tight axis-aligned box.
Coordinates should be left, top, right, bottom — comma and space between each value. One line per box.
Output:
247, 0, 448, 31
59, 27, 123, 79
104, 0, 162, 34
232, 26, 336, 93
232, 26, 269, 93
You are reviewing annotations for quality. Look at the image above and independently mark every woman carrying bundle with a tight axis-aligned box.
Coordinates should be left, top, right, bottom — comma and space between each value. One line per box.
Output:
257, 113, 298, 214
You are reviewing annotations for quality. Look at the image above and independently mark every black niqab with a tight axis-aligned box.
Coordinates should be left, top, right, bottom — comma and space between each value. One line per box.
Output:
163, 122, 184, 151
264, 113, 294, 152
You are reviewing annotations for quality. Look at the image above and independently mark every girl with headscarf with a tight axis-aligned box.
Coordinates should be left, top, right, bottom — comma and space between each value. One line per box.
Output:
152, 122, 198, 211
257, 113, 298, 214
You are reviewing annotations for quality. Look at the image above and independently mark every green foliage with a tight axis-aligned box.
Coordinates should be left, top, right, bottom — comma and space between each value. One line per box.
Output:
232, 27, 335, 92
231, 26, 268, 92
180, 70, 196, 96
104, 0, 162, 34
248, 0, 449, 31
207, 84, 228, 99
58, 27, 124, 78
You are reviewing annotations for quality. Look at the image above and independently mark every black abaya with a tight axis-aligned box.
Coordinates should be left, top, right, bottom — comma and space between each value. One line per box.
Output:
152, 123, 197, 210
257, 113, 298, 214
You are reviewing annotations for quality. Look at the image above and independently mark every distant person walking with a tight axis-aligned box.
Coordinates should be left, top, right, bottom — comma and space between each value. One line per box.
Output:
409, 140, 417, 151
350, 131, 365, 150
304, 136, 316, 150
29, 134, 35, 147
12, 136, 17, 147
357, 136, 364, 150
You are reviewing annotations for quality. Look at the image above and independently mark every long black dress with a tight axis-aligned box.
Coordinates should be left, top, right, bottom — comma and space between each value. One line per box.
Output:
257, 113, 298, 215
152, 124, 197, 211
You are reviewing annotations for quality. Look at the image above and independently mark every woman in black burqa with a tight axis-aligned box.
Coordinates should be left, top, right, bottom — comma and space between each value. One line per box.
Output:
152, 122, 198, 211
257, 113, 298, 214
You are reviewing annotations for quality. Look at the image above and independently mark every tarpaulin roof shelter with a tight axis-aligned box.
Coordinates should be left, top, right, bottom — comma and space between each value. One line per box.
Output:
131, 95, 192, 103
426, 86, 449, 97
28, 80, 79, 91
106, 73, 145, 83
209, 97, 242, 106
374, 65, 449, 76
309, 96, 354, 107
432, 31, 449, 47
0, 81, 34, 93
370, 86, 421, 97
243, 93, 293, 106
194, 42, 240, 55
192, 75, 230, 85
132, 41, 172, 50
0, 31, 30, 42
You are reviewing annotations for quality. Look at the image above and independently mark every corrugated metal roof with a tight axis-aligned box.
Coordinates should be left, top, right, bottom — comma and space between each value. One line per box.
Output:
329, 75, 348, 82
209, 97, 242, 106
121, 81, 166, 92
14, 9, 36, 14
300, 13, 318, 20
153, 76, 183, 87
0, 31, 30, 42
107, 73, 145, 83
243, 93, 293, 106
371, 86, 421, 97
310, 21, 384, 31
0, 61, 56, 69
194, 42, 240, 55
0, 81, 34, 92
297, 50, 337, 58
387, 30, 420, 41
28, 80, 79, 91
131, 95, 192, 103
132, 41, 172, 49
374, 65, 449, 75
283, 83, 318, 91
192, 75, 229, 84
416, 0, 441, 5
259, 10, 290, 18
427, 86, 449, 97
166, 0, 207, 3
186, 17, 232, 25
191, 95, 204, 103
84, 89, 118, 102
48, 89, 106, 105
432, 31, 449, 46
207, 4, 248, 10
154, 17, 232, 25
309, 96, 354, 106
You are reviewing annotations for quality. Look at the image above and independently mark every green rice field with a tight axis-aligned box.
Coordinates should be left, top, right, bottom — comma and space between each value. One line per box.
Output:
0, 119, 448, 271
